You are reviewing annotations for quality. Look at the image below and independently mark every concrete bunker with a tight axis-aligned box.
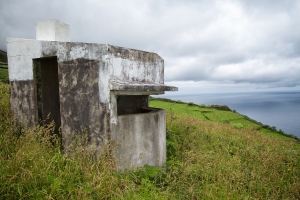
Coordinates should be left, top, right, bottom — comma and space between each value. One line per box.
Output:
6, 19, 178, 169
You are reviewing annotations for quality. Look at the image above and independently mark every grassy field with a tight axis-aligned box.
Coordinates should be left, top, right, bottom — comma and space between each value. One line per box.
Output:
1, 82, 300, 199
150, 98, 295, 138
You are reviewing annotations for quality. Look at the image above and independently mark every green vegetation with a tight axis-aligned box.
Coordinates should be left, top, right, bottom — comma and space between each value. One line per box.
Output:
0, 50, 8, 83
150, 98, 298, 139
1, 82, 300, 199
0, 65, 8, 83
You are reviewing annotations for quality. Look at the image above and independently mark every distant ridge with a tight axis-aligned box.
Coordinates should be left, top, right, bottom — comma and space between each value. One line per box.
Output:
0, 50, 7, 63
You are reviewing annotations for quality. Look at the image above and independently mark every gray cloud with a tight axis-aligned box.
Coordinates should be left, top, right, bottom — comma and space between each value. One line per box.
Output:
1, 0, 300, 92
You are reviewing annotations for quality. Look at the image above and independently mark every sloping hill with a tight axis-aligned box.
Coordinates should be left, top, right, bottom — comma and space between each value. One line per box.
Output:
0, 82, 300, 199
0, 50, 7, 63
150, 98, 298, 139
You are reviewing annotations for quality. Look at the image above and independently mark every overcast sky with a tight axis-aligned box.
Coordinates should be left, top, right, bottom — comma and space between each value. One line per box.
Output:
1, 0, 300, 94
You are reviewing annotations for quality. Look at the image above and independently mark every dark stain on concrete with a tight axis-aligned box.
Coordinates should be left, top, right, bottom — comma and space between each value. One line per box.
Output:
58, 58, 109, 150
41, 41, 59, 57
154, 112, 159, 124
109, 45, 162, 63
10, 80, 37, 127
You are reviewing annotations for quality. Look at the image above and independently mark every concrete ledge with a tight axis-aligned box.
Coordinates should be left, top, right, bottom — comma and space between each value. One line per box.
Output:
110, 80, 178, 92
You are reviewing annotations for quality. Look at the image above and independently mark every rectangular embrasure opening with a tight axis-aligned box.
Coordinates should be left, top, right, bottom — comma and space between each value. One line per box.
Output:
117, 95, 152, 115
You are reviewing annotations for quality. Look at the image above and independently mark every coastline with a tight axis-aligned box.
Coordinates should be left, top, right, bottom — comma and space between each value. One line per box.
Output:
152, 95, 300, 140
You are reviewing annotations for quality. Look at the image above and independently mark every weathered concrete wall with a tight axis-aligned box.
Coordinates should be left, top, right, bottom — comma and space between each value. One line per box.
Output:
58, 58, 110, 151
9, 80, 37, 127
7, 38, 42, 81
108, 46, 164, 84
111, 109, 166, 169
7, 38, 41, 127
7, 38, 111, 152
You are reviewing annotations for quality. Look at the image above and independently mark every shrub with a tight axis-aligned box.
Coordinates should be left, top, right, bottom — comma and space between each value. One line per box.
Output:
210, 104, 232, 111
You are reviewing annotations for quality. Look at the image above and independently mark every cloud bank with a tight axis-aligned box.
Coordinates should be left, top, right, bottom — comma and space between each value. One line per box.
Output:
1, 0, 300, 93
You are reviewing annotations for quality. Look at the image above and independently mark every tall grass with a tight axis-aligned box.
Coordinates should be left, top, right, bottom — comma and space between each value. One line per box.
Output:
164, 113, 300, 199
0, 63, 8, 83
1, 82, 300, 199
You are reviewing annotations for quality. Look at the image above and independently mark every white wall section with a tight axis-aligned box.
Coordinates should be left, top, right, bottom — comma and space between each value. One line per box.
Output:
6, 38, 42, 81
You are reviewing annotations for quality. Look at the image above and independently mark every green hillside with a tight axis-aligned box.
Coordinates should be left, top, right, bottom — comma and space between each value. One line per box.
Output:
1, 82, 299, 199
0, 50, 8, 83
0, 50, 7, 63
150, 98, 297, 139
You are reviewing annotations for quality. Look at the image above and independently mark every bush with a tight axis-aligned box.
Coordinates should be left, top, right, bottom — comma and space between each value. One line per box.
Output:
210, 105, 232, 111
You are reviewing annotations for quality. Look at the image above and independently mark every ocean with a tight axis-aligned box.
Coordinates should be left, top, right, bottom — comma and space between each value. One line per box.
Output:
162, 91, 300, 138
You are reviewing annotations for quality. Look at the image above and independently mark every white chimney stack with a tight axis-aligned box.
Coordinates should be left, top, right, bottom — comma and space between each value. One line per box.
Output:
36, 19, 70, 42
